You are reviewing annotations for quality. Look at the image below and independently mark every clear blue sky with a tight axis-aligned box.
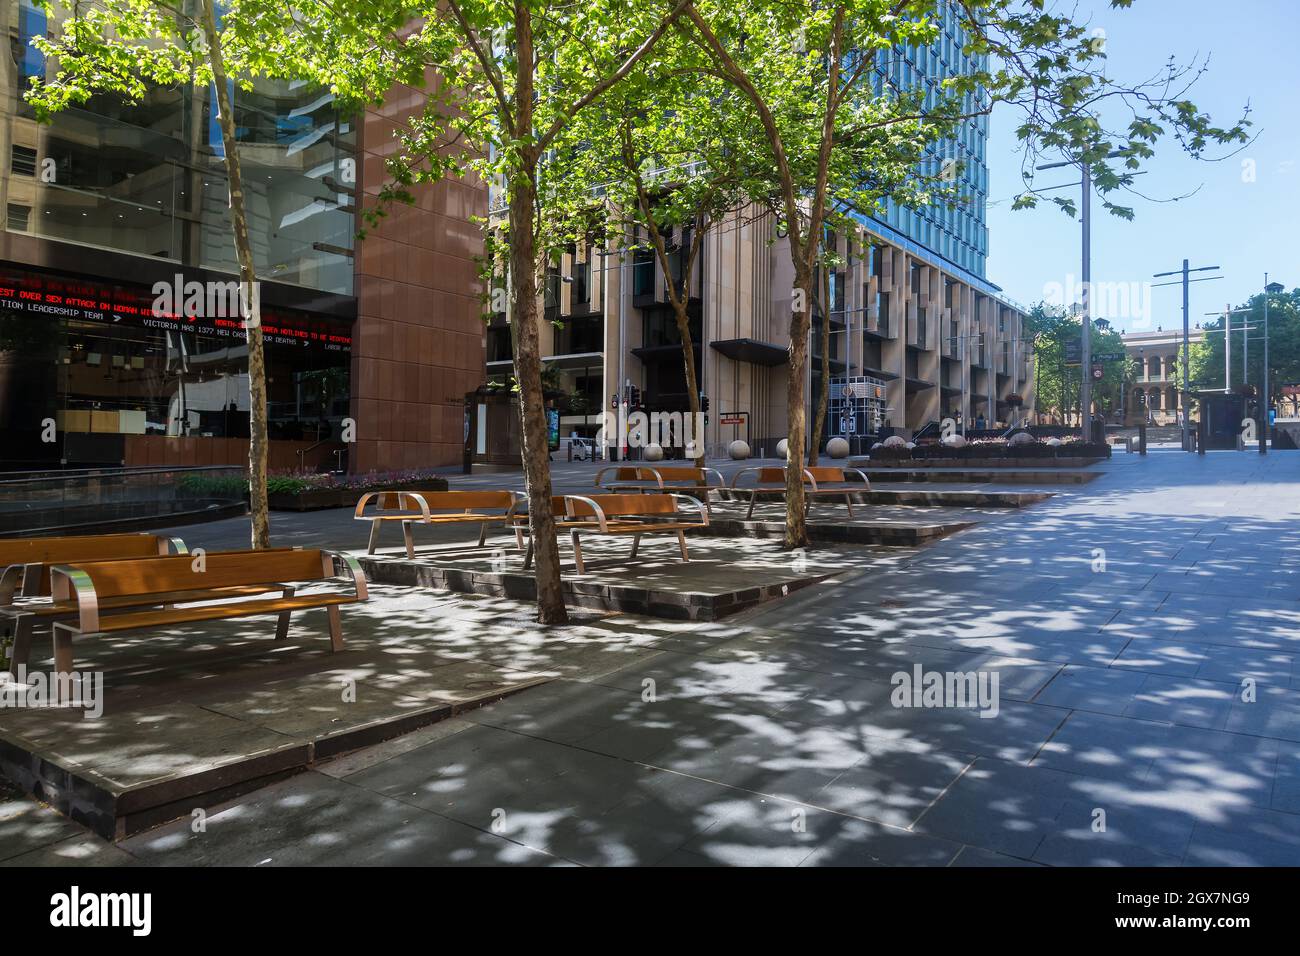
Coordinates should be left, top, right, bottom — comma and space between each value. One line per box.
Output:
984, 0, 1300, 332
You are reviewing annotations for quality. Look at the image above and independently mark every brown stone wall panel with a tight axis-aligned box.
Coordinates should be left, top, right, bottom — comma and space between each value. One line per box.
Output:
353, 92, 486, 471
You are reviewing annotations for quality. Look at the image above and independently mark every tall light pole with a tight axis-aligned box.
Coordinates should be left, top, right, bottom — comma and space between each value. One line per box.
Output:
1262, 275, 1284, 454
1153, 260, 1222, 450
1036, 151, 1132, 438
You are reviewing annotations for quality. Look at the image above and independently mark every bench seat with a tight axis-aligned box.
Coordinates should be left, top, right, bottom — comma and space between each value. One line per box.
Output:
87, 592, 358, 635
354, 490, 524, 557
730, 466, 870, 519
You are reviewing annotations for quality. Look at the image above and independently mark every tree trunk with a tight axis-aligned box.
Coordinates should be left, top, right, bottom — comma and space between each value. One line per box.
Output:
784, 268, 812, 549
674, 302, 703, 460
201, 0, 269, 550
808, 260, 832, 466
511, 6, 568, 625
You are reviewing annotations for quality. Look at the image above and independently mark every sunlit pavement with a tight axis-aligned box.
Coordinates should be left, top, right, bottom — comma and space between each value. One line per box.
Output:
4, 449, 1300, 866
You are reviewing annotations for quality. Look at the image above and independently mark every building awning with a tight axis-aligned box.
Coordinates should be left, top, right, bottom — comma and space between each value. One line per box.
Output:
905, 377, 935, 391
939, 385, 962, 396
709, 338, 788, 367
541, 351, 604, 371
861, 366, 900, 381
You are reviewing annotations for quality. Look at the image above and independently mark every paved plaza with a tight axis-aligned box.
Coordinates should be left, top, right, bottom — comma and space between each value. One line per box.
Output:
3, 450, 1300, 866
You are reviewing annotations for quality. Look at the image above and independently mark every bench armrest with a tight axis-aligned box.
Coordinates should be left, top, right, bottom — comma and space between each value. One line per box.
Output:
161, 536, 189, 556
49, 565, 99, 634
354, 491, 433, 522
730, 466, 763, 489
0, 563, 23, 605
322, 550, 369, 601
561, 495, 610, 532
505, 496, 528, 527
844, 468, 870, 489
669, 494, 709, 527
700, 467, 726, 489
802, 469, 819, 492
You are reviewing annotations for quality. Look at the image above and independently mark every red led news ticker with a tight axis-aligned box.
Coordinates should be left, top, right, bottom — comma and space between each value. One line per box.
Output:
0, 272, 352, 352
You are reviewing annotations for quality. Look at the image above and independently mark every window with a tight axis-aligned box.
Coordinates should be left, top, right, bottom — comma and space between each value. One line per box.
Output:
11, 145, 37, 177
7, 204, 31, 231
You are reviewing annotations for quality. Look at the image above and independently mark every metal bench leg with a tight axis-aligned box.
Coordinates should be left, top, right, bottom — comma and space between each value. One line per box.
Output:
52, 627, 74, 698
477, 521, 489, 547
523, 537, 534, 569
326, 605, 344, 652
402, 521, 416, 559
276, 585, 297, 640
8, 616, 34, 671
677, 530, 689, 562
629, 533, 642, 560
514, 526, 525, 550
745, 491, 757, 520
845, 494, 855, 519
570, 531, 585, 575
367, 520, 381, 555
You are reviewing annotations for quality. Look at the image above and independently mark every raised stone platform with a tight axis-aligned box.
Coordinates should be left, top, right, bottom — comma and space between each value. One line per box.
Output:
704, 500, 976, 544
851, 466, 1101, 485
0, 585, 611, 840
719, 486, 1051, 508
358, 534, 866, 621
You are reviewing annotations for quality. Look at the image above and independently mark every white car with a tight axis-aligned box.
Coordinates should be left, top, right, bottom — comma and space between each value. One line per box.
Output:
567, 437, 597, 460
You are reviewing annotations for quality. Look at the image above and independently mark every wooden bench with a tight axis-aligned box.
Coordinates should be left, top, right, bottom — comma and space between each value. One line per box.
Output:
47, 548, 367, 682
354, 490, 524, 558
512, 493, 709, 574
0, 532, 186, 601
595, 465, 727, 515
2, 547, 302, 671
730, 466, 870, 520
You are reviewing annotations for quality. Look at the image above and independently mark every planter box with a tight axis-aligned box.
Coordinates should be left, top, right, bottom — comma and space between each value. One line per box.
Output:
268, 478, 449, 512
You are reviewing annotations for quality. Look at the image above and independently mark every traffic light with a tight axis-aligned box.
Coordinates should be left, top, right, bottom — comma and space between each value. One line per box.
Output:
628, 385, 642, 408
700, 393, 710, 414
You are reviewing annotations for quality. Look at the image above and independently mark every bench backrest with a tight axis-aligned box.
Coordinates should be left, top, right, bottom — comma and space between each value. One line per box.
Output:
604, 467, 705, 484
566, 494, 678, 518
54, 548, 328, 600
0, 532, 173, 568
376, 490, 516, 512
652, 467, 706, 483
1, 533, 180, 597
805, 467, 847, 483
753, 467, 847, 485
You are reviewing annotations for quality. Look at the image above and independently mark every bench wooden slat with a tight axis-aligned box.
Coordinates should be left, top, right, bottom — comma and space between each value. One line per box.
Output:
0, 533, 173, 567
58, 549, 328, 599
374, 490, 517, 511
18, 583, 288, 618
89, 592, 359, 634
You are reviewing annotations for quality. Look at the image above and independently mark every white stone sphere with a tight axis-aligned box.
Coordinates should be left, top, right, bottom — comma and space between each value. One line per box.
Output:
826, 437, 850, 459
728, 440, 751, 460
905, 441, 916, 450
644, 443, 664, 462
941, 433, 967, 448
1008, 431, 1034, 445
1045, 437, 1063, 447
883, 435, 907, 448
776, 438, 789, 459
871, 442, 884, 451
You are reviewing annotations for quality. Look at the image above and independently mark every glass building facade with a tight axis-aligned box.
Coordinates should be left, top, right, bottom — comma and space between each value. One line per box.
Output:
0, 0, 357, 470
869, 2, 990, 280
